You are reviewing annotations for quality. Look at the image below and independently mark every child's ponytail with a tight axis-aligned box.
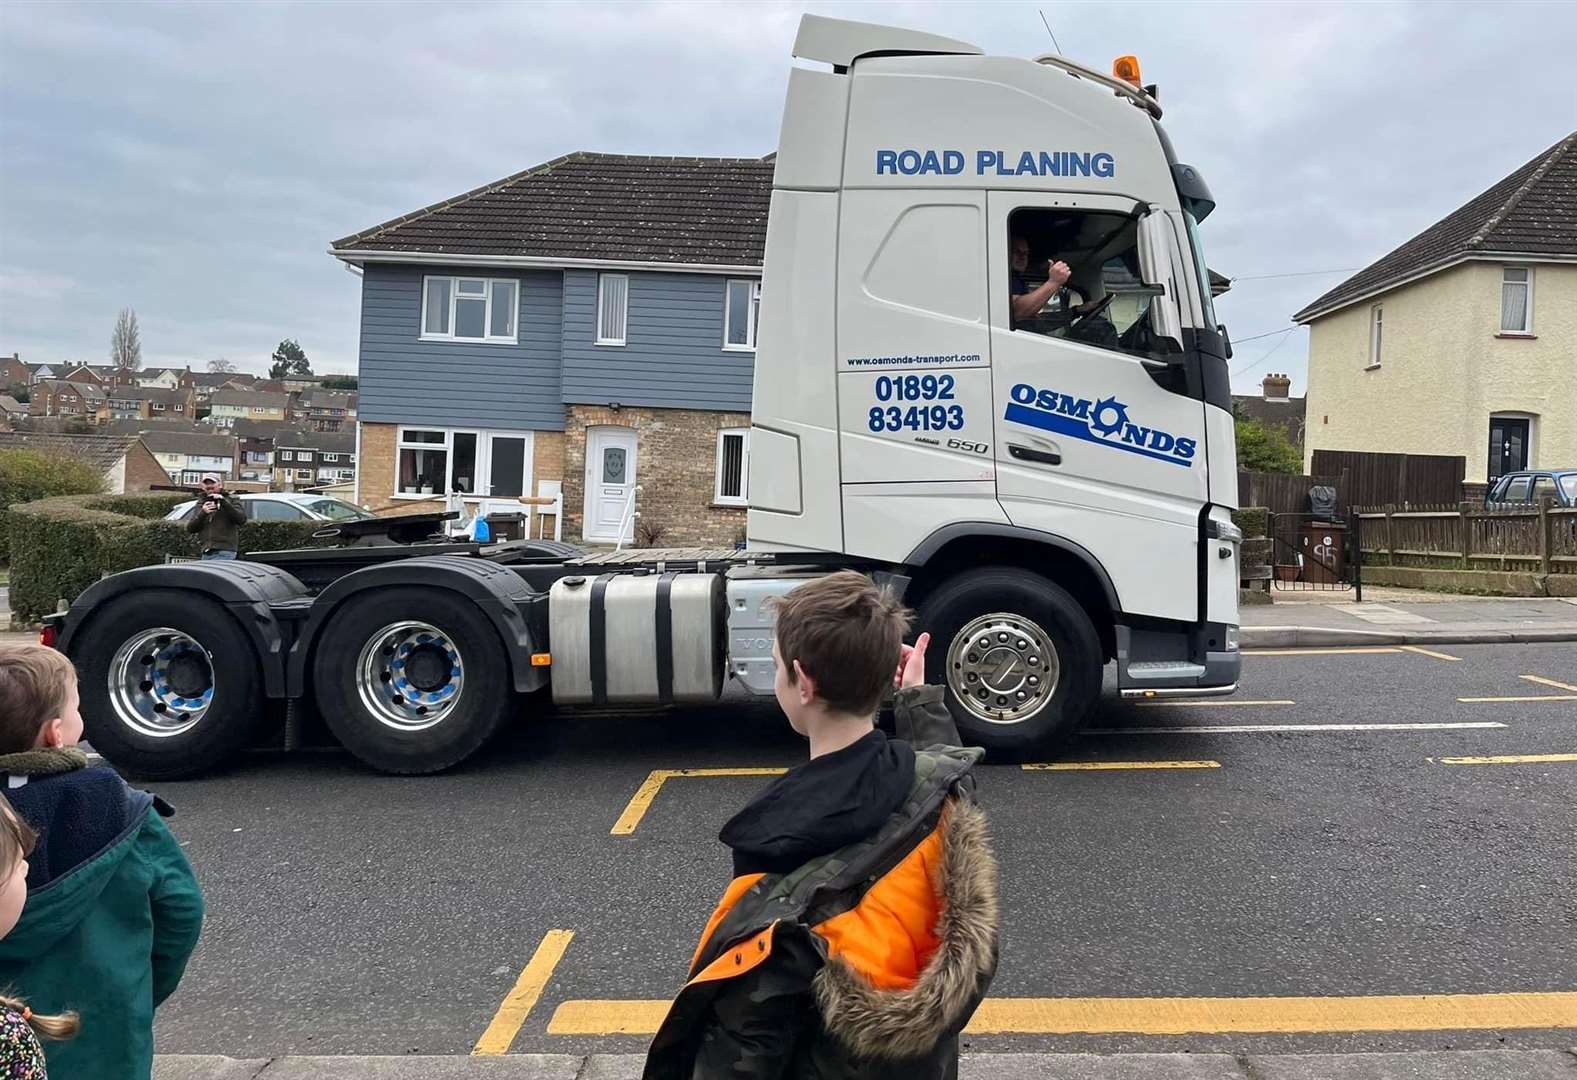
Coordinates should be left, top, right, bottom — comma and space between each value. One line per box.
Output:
0, 992, 79, 1040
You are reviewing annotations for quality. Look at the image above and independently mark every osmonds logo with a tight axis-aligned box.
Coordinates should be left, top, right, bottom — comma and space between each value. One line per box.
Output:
1005, 384, 1197, 467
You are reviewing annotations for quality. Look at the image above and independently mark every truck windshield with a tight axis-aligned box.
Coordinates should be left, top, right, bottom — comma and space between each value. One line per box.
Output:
1181, 204, 1217, 328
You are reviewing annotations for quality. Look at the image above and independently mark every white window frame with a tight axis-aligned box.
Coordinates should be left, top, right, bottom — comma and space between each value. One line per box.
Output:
321, 452, 339, 462
596, 273, 629, 346
714, 428, 750, 506
1367, 304, 1383, 369
280, 450, 294, 461
420, 275, 520, 344
393, 425, 535, 501
722, 279, 762, 352
1499, 266, 1533, 334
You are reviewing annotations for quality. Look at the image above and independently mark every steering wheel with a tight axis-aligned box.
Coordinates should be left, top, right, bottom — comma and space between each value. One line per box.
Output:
1068, 292, 1117, 330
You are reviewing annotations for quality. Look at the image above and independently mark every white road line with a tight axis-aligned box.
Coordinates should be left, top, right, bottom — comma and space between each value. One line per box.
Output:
1086, 722, 1509, 735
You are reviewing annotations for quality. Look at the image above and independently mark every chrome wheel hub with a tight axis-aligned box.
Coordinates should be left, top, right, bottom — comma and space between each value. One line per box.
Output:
356, 622, 464, 732
109, 628, 213, 737
946, 613, 1059, 725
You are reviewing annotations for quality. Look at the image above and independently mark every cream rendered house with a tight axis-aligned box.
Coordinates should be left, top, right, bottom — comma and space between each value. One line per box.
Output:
1295, 132, 1575, 487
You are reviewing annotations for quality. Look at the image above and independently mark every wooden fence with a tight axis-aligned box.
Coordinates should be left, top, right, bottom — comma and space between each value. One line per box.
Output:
1238, 470, 1345, 517
1354, 502, 1577, 574
1311, 450, 1464, 508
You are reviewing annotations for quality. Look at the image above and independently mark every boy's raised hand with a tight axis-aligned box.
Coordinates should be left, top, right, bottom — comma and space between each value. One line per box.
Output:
895, 632, 931, 690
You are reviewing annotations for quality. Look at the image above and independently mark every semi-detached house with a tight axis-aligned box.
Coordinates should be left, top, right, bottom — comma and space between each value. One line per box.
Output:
331, 152, 771, 544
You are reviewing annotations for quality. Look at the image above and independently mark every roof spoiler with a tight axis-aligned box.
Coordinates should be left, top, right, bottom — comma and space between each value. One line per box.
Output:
792, 14, 981, 68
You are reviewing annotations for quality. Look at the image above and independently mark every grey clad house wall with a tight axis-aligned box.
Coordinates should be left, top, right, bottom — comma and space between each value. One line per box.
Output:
357, 264, 565, 430
559, 270, 755, 412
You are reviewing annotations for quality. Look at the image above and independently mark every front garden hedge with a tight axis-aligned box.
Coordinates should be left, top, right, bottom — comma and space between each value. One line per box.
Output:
7, 493, 329, 624
0, 449, 107, 562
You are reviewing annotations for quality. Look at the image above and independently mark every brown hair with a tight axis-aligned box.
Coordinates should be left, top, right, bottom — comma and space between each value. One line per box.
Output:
774, 571, 912, 716
0, 795, 79, 1041
0, 645, 76, 754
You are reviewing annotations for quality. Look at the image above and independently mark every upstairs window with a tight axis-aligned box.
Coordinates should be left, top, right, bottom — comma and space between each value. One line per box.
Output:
715, 428, 749, 505
1368, 305, 1383, 368
1500, 267, 1532, 333
723, 279, 761, 351
597, 273, 628, 345
421, 276, 518, 343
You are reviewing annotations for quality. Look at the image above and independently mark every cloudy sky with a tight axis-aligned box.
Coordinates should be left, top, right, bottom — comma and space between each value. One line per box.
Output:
2, 1, 1573, 391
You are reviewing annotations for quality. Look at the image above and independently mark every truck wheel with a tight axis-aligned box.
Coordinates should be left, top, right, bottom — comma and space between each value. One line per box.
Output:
72, 591, 263, 780
312, 587, 512, 774
919, 568, 1101, 755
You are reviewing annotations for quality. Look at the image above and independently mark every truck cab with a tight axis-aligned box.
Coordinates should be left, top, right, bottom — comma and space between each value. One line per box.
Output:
748, 17, 1241, 736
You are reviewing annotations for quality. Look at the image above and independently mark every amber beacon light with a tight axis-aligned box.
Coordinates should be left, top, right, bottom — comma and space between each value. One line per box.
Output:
1112, 55, 1142, 84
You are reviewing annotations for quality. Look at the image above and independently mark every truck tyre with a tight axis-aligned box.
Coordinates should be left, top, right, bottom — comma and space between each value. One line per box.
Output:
312, 587, 512, 774
919, 568, 1102, 755
72, 591, 264, 780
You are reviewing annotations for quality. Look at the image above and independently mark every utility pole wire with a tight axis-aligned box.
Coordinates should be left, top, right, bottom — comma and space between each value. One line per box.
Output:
1229, 268, 1359, 283
1038, 9, 1063, 55
1229, 327, 1297, 378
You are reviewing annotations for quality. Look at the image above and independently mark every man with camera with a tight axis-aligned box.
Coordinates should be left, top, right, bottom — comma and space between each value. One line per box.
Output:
186, 474, 246, 560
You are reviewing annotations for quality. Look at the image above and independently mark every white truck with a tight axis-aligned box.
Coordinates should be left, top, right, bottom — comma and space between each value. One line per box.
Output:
45, 16, 1240, 779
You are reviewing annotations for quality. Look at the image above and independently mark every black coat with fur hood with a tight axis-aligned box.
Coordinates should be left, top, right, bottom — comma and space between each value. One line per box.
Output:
643, 686, 1000, 1080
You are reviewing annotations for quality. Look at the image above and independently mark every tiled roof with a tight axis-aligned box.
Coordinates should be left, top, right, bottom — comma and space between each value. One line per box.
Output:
0, 431, 141, 472
39, 379, 106, 401
140, 430, 238, 458
108, 386, 187, 403
1231, 394, 1306, 447
332, 152, 775, 268
1296, 132, 1577, 322
209, 389, 290, 408
0, 396, 23, 414
274, 428, 355, 454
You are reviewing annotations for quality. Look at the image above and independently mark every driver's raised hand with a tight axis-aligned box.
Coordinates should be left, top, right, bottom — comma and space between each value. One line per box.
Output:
1045, 260, 1072, 289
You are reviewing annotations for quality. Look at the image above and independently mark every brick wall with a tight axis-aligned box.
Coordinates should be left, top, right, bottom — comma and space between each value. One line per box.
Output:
564, 404, 749, 547
358, 422, 397, 506
122, 441, 174, 492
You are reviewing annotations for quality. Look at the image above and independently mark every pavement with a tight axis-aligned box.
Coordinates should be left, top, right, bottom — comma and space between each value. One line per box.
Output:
1240, 590, 1577, 647
153, 1048, 1577, 1078
139, 642, 1577, 1069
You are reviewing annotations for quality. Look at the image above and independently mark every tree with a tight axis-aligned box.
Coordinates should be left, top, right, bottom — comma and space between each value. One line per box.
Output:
207, 357, 237, 374
1233, 407, 1303, 474
268, 339, 312, 380
5, 382, 28, 404
320, 375, 358, 390
110, 308, 142, 370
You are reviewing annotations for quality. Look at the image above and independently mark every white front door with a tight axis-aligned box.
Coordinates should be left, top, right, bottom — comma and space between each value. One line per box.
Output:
584, 426, 638, 543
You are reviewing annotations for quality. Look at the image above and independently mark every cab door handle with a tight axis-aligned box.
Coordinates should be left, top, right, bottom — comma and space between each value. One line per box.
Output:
1008, 444, 1061, 466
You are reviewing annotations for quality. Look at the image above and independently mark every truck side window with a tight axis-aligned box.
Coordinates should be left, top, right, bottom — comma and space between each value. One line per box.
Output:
1007, 208, 1180, 365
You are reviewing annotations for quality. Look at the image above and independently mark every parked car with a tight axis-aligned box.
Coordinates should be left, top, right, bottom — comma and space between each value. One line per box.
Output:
164, 492, 378, 523
1483, 470, 1577, 508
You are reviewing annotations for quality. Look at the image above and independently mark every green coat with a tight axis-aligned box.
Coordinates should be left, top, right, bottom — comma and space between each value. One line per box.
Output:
186, 490, 246, 552
0, 796, 203, 1080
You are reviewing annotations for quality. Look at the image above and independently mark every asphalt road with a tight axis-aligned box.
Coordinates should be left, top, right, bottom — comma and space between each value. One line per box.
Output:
145, 643, 1577, 1059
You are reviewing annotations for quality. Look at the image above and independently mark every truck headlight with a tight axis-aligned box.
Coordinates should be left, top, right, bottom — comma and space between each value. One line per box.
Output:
1225, 626, 1240, 651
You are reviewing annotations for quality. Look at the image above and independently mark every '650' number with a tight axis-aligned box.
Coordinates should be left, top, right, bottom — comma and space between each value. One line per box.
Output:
868, 404, 965, 433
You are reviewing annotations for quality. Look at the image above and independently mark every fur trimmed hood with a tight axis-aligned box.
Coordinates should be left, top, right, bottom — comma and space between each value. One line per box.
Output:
813, 797, 999, 1059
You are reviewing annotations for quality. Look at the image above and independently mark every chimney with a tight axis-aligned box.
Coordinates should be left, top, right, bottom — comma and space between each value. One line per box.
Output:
1262, 372, 1291, 401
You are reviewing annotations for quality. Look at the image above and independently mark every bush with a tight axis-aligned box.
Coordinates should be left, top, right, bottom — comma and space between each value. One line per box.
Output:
0, 450, 106, 562
1232, 507, 1269, 539
1233, 410, 1303, 474
6, 494, 330, 624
